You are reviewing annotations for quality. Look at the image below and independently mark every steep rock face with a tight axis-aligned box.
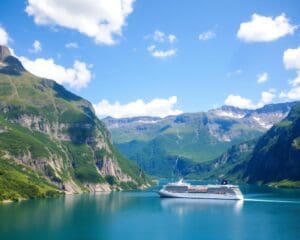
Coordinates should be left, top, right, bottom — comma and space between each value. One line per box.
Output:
0, 46, 149, 200
244, 103, 300, 183
0, 46, 11, 61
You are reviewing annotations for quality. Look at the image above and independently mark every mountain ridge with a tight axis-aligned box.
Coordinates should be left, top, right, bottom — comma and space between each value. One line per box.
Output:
0, 46, 150, 201
192, 102, 300, 187
104, 101, 297, 177
103, 102, 295, 122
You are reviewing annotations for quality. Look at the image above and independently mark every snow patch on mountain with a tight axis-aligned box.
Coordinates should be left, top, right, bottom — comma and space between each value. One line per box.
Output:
213, 110, 246, 119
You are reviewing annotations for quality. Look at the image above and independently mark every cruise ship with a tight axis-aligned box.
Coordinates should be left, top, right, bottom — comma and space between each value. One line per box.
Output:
158, 179, 243, 200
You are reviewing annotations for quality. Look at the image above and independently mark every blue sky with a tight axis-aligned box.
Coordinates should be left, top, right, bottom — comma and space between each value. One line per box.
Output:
0, 0, 300, 118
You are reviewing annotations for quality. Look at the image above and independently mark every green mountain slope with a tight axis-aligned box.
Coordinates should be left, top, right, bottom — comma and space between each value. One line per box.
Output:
105, 103, 294, 177
188, 103, 300, 187
180, 140, 256, 180
117, 139, 194, 177
0, 154, 61, 201
106, 113, 263, 163
244, 103, 300, 185
0, 46, 149, 201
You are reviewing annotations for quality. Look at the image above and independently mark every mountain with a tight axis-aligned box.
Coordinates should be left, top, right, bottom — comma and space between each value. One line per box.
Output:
178, 140, 257, 180
103, 102, 295, 177
0, 46, 149, 201
244, 103, 300, 186
187, 103, 300, 187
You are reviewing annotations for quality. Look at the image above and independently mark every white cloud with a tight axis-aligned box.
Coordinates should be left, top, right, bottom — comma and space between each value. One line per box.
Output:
260, 90, 276, 104
283, 46, 300, 70
168, 34, 176, 44
29, 40, 42, 53
145, 30, 177, 58
280, 46, 300, 99
93, 96, 183, 118
0, 27, 9, 45
19, 56, 91, 90
152, 49, 176, 58
289, 72, 300, 87
225, 95, 256, 109
65, 42, 79, 49
198, 31, 216, 41
225, 89, 276, 109
25, 0, 135, 45
237, 13, 297, 42
147, 45, 176, 59
280, 86, 300, 100
153, 30, 165, 42
257, 72, 268, 84
150, 30, 177, 44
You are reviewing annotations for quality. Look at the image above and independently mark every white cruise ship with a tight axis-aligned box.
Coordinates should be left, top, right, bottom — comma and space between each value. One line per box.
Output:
158, 179, 243, 200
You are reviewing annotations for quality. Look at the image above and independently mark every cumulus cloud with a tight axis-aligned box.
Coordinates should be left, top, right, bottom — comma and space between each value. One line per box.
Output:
147, 45, 176, 59
260, 90, 276, 104
198, 31, 216, 41
29, 40, 42, 53
225, 95, 255, 109
93, 96, 183, 118
257, 72, 268, 84
283, 46, 300, 70
280, 86, 300, 100
0, 27, 9, 45
237, 13, 297, 42
25, 0, 135, 45
19, 56, 92, 90
280, 46, 300, 99
65, 42, 79, 49
225, 89, 276, 109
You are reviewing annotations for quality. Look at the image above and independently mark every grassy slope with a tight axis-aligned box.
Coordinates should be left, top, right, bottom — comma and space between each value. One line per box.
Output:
117, 139, 183, 178
0, 156, 61, 201
0, 62, 149, 201
109, 113, 262, 179
115, 124, 260, 177
268, 180, 300, 188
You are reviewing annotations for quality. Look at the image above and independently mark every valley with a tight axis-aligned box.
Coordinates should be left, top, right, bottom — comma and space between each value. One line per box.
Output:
104, 103, 297, 181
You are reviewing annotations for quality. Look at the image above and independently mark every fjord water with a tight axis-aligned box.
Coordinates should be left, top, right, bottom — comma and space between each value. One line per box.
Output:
0, 186, 300, 240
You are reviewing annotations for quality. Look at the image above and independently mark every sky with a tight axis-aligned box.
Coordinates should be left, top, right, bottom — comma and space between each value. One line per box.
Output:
0, 0, 300, 118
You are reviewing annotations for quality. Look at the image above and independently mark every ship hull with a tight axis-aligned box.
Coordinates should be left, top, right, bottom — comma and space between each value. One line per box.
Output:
158, 189, 243, 200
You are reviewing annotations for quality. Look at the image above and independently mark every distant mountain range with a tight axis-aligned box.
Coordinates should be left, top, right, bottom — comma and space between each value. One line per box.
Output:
104, 102, 296, 178
0, 46, 149, 201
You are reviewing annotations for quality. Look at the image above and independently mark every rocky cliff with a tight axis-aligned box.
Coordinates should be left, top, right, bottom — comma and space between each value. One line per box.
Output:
0, 46, 149, 201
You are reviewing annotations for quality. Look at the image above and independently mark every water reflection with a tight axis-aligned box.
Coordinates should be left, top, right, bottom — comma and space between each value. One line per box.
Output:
160, 198, 244, 216
0, 193, 141, 240
0, 189, 300, 240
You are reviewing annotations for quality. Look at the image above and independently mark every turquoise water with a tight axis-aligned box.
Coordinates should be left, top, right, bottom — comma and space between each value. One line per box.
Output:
0, 185, 300, 240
